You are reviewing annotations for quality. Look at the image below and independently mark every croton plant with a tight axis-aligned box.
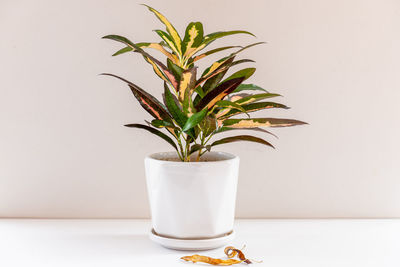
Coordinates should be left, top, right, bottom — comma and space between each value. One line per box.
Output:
102, 5, 306, 162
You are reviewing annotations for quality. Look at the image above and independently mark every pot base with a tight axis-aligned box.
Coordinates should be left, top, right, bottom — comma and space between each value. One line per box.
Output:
149, 229, 235, 251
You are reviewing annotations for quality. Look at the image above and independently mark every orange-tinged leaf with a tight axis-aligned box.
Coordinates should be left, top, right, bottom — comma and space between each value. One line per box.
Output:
144, 56, 170, 84
100, 73, 171, 122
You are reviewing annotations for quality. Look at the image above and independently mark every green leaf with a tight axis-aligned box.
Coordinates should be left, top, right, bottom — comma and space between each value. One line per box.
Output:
203, 30, 256, 46
220, 101, 289, 118
184, 31, 256, 59
199, 42, 262, 78
182, 22, 204, 55
112, 46, 132, 56
199, 115, 217, 137
182, 108, 208, 132
232, 42, 266, 55
164, 83, 187, 128
150, 119, 175, 128
234, 93, 281, 105
198, 43, 263, 87
214, 100, 247, 114
196, 77, 245, 110
230, 58, 255, 66
211, 135, 274, 149
193, 46, 241, 62
214, 127, 278, 139
154, 30, 181, 56
233, 83, 268, 93
124, 123, 178, 151
222, 68, 256, 83
222, 118, 308, 128
194, 85, 205, 98
189, 144, 212, 155
199, 57, 236, 93
202, 60, 255, 95
112, 42, 176, 61
103, 34, 137, 48
167, 58, 184, 82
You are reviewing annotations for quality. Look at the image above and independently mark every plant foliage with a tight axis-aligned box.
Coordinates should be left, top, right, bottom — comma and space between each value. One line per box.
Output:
102, 5, 307, 161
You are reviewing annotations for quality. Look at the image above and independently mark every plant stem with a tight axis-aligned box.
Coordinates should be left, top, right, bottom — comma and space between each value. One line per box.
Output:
196, 149, 202, 162
176, 132, 185, 161
183, 133, 191, 162
196, 132, 205, 162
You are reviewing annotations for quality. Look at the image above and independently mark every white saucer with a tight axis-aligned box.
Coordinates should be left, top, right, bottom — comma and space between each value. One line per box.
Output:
149, 229, 235, 251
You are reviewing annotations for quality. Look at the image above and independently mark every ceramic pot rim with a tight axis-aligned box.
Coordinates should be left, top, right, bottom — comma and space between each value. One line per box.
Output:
145, 151, 239, 164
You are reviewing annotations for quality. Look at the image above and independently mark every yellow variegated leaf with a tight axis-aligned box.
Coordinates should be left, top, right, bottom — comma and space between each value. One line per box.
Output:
216, 109, 230, 118
143, 5, 182, 55
142, 42, 179, 63
103, 34, 178, 88
228, 93, 250, 102
202, 57, 231, 78
115, 42, 180, 65
182, 22, 204, 57
144, 56, 178, 90
220, 102, 289, 119
144, 56, 170, 83
222, 118, 307, 128
196, 57, 235, 90
184, 30, 256, 60
178, 67, 197, 102
182, 43, 207, 61
196, 77, 245, 110
154, 30, 181, 57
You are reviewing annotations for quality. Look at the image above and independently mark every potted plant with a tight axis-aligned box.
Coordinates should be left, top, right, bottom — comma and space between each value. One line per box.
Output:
102, 5, 306, 250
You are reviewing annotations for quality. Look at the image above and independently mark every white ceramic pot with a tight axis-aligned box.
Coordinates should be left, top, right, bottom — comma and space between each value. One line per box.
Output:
144, 151, 239, 250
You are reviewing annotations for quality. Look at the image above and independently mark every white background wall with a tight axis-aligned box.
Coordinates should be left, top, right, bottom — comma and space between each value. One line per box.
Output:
1, 0, 399, 218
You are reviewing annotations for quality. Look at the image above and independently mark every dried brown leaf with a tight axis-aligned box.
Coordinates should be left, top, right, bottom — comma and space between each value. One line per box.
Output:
181, 254, 243, 266
224, 246, 252, 264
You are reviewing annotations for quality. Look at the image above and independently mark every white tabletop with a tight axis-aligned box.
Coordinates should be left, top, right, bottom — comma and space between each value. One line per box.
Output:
0, 219, 399, 267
